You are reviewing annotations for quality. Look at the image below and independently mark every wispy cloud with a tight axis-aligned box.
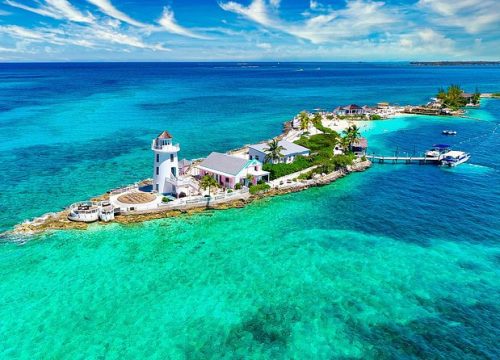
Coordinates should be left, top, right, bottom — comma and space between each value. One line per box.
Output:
5, 0, 94, 23
86, 0, 146, 27
219, 0, 401, 44
418, 0, 500, 34
157, 7, 210, 40
0, 23, 169, 52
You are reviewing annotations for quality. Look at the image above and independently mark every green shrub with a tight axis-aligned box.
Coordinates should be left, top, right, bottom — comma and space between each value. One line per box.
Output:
370, 114, 382, 120
162, 197, 171, 203
263, 156, 312, 180
227, 189, 233, 193
249, 183, 271, 194
235, 183, 242, 190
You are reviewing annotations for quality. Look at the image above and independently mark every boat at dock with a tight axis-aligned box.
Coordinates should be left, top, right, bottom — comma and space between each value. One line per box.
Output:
441, 151, 470, 167
442, 130, 457, 135
425, 144, 450, 159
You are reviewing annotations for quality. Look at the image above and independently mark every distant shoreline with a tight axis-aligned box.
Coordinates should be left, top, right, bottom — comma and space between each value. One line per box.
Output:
410, 61, 500, 66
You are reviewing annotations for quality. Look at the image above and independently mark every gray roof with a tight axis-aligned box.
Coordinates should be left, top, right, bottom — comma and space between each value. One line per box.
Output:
179, 159, 191, 168
198, 152, 251, 176
248, 140, 309, 156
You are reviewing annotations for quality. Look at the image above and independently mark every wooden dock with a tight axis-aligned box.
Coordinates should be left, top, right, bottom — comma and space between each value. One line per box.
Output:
367, 155, 440, 164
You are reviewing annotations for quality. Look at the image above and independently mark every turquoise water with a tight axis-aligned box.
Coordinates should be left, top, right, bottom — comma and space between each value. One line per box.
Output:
0, 63, 499, 359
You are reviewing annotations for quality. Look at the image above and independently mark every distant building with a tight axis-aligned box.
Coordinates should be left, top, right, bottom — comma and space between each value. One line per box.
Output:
350, 137, 368, 156
334, 104, 365, 115
377, 102, 390, 109
460, 93, 473, 103
248, 140, 310, 164
197, 152, 270, 188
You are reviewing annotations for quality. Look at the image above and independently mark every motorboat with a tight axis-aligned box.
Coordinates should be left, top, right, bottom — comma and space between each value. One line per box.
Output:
442, 130, 457, 135
425, 144, 450, 159
441, 151, 470, 167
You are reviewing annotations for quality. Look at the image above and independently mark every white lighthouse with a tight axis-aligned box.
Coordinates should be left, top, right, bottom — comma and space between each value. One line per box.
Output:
152, 130, 180, 194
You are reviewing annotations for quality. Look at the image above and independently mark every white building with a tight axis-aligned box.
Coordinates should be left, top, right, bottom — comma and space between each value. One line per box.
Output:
152, 131, 198, 196
248, 140, 310, 164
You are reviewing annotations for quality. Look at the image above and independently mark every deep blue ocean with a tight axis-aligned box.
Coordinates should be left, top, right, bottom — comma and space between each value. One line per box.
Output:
0, 63, 499, 359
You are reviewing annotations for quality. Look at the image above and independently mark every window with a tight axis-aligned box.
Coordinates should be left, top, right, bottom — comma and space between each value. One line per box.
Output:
255, 155, 259, 160
155, 184, 159, 191
156, 167, 159, 175
170, 154, 174, 162
156, 154, 159, 162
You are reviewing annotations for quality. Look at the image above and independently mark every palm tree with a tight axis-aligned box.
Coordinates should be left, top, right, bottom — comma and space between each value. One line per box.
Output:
342, 125, 361, 151
263, 139, 285, 163
200, 175, 218, 195
298, 111, 310, 131
312, 112, 323, 127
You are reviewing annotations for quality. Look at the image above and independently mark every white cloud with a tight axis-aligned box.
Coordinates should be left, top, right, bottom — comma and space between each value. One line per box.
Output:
86, 0, 147, 27
0, 23, 169, 52
418, 0, 500, 34
219, 0, 401, 44
219, 0, 274, 27
157, 7, 210, 39
5, 0, 94, 23
256, 42, 271, 49
91, 27, 169, 51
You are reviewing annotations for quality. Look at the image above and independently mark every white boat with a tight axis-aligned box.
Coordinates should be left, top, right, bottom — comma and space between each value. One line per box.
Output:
425, 144, 450, 159
441, 151, 470, 167
442, 130, 457, 135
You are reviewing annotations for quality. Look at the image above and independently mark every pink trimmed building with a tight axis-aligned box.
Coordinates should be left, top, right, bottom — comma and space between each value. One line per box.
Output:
197, 152, 270, 189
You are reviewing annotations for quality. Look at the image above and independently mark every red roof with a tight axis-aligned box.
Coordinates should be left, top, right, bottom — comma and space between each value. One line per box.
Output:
157, 130, 173, 139
352, 138, 368, 148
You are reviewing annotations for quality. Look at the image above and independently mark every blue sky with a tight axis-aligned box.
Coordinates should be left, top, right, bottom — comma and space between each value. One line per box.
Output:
0, 0, 498, 61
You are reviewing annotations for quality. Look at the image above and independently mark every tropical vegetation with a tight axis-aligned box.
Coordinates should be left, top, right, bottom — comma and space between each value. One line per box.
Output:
342, 125, 361, 151
263, 155, 312, 180
263, 139, 285, 163
249, 183, 271, 195
436, 84, 469, 110
298, 111, 311, 131
200, 175, 218, 195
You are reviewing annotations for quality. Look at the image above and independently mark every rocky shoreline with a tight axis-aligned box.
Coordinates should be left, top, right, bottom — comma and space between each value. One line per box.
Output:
6, 160, 371, 237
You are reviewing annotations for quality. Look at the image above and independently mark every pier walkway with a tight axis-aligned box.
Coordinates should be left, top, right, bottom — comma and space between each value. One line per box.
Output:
367, 155, 440, 164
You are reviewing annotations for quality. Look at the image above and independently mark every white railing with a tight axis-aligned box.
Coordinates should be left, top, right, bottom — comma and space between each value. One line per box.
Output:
151, 141, 180, 152
109, 184, 139, 195
158, 188, 250, 207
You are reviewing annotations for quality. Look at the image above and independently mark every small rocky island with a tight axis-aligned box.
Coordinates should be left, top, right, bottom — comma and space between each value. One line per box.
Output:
7, 87, 493, 237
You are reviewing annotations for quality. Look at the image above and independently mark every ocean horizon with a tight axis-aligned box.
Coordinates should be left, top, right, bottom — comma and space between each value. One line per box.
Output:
0, 62, 499, 359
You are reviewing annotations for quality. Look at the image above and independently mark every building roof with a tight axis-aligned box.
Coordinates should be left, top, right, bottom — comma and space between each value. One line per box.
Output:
157, 130, 173, 139
198, 152, 252, 176
352, 138, 368, 148
344, 104, 362, 110
335, 104, 363, 111
248, 140, 309, 156
179, 159, 191, 168
461, 93, 473, 98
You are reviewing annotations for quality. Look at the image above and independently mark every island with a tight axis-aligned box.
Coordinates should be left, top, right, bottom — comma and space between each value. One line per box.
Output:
5, 87, 494, 237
